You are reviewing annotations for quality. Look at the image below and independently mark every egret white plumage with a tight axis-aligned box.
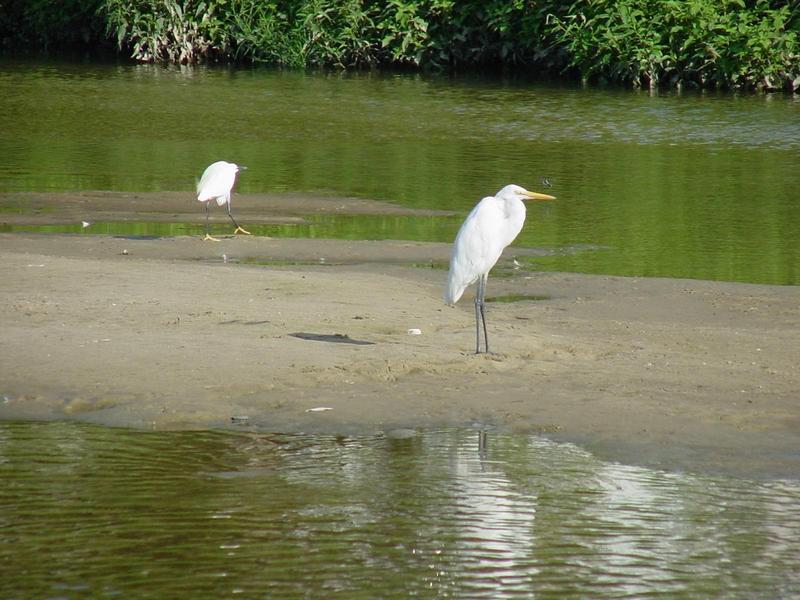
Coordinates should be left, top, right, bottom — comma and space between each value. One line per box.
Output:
445, 184, 556, 354
196, 161, 249, 241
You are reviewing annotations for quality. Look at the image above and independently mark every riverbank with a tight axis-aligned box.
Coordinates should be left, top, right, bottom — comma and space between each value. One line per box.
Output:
4, 1, 797, 91
1, 192, 799, 479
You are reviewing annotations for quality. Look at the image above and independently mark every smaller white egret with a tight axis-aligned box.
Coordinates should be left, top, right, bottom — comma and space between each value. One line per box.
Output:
445, 184, 556, 354
196, 161, 250, 241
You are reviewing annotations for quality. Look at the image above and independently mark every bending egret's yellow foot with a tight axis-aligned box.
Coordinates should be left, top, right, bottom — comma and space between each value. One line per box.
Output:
234, 226, 251, 235
202, 234, 222, 242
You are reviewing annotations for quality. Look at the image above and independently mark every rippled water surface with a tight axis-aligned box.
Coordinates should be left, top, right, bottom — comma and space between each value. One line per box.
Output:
1, 58, 799, 284
1, 422, 799, 598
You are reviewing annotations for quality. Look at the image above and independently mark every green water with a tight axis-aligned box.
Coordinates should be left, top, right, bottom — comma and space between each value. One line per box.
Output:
1, 422, 799, 598
0, 213, 462, 244
1, 58, 799, 284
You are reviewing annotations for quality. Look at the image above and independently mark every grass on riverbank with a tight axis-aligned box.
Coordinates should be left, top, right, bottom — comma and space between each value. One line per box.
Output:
2, 0, 798, 90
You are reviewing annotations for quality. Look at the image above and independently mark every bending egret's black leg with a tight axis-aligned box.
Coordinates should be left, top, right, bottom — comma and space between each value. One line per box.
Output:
227, 202, 251, 235
478, 274, 490, 354
202, 202, 220, 242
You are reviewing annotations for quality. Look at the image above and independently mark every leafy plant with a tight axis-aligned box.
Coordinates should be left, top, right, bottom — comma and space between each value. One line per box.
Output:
5, 0, 798, 90
549, 0, 800, 90
102, 0, 230, 63
299, 0, 377, 67
229, 1, 307, 67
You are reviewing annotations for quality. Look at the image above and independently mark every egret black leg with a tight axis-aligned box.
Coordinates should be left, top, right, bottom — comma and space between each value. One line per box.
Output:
227, 204, 251, 235
227, 206, 240, 230
474, 291, 482, 354
202, 203, 220, 241
473, 275, 489, 354
478, 274, 490, 354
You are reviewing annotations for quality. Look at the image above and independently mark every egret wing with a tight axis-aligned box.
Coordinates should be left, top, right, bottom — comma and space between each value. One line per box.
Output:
197, 161, 237, 205
445, 197, 507, 304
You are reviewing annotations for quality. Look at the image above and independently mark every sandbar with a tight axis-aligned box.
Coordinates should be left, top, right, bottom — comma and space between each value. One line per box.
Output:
2, 192, 798, 479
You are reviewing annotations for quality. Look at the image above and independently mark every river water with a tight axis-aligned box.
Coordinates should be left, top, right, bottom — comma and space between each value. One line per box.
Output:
1, 422, 799, 598
1, 58, 799, 598
1, 57, 799, 284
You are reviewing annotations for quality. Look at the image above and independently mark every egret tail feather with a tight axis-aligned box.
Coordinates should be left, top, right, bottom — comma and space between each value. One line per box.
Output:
444, 274, 466, 305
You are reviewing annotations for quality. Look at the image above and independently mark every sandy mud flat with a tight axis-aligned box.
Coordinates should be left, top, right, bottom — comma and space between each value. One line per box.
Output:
2, 192, 798, 479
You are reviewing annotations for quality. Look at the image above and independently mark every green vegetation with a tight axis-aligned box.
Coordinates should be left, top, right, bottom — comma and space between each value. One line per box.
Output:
1, 0, 798, 90
550, 0, 800, 90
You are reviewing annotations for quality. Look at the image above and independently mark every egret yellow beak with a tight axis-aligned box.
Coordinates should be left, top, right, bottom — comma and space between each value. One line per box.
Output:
524, 191, 556, 201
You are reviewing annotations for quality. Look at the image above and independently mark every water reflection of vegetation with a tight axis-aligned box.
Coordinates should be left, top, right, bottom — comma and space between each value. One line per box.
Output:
0, 222, 196, 237
274, 214, 460, 242
2, 209, 797, 285
0, 213, 463, 243
1, 64, 798, 285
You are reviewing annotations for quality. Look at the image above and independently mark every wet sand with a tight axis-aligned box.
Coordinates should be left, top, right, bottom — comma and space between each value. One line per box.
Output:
2, 192, 799, 479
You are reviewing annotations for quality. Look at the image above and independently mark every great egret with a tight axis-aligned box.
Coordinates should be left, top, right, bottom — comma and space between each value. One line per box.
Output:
196, 161, 250, 241
445, 184, 556, 354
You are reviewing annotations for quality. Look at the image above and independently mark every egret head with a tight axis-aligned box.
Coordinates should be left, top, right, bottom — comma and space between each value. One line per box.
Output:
497, 184, 555, 202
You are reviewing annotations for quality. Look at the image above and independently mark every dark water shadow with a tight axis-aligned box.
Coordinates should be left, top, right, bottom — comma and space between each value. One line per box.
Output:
289, 332, 375, 345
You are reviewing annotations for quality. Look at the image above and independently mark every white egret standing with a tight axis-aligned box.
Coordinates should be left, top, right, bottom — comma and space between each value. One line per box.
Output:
445, 184, 556, 354
196, 161, 250, 241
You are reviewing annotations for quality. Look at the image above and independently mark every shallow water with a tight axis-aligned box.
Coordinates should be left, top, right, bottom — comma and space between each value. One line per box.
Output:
1, 58, 799, 284
1, 422, 798, 598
